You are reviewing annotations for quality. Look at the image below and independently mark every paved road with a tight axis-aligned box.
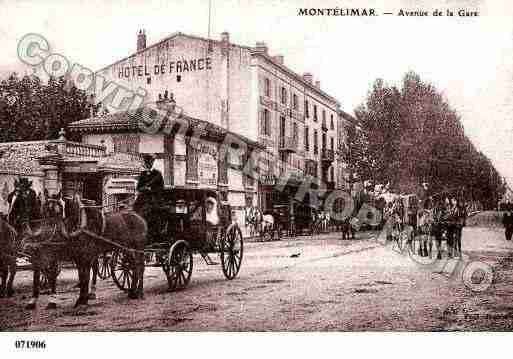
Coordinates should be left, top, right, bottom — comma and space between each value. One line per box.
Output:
1, 226, 513, 331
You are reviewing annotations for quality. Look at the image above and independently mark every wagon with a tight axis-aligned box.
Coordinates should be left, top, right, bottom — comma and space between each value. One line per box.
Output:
109, 188, 243, 292
272, 204, 292, 238
293, 202, 315, 236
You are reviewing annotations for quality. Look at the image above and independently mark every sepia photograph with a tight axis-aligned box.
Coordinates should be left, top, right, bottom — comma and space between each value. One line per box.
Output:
0, 0, 513, 355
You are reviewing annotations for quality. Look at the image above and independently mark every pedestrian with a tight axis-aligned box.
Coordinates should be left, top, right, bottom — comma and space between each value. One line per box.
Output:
502, 210, 513, 241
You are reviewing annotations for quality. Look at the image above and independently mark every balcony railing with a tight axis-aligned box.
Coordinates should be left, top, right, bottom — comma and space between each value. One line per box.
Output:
278, 136, 298, 153
61, 141, 106, 157
321, 148, 335, 163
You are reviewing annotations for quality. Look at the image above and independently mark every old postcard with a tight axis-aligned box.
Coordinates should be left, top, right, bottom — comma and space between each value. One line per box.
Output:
0, 0, 512, 356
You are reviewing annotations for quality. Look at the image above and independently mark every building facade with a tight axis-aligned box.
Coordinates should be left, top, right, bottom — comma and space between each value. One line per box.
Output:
94, 31, 345, 211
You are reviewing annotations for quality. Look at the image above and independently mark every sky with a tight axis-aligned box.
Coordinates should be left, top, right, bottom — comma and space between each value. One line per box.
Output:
0, 0, 512, 187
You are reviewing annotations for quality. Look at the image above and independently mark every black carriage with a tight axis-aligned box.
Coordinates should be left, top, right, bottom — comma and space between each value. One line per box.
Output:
293, 202, 316, 236
109, 188, 243, 292
272, 204, 292, 238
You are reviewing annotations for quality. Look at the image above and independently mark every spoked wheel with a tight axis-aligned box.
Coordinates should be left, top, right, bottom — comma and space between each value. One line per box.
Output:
110, 250, 135, 292
220, 225, 244, 280
97, 252, 111, 280
163, 240, 193, 291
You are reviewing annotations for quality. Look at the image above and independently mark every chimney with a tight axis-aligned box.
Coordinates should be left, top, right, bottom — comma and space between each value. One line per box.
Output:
255, 41, 268, 54
137, 29, 147, 52
315, 80, 321, 89
221, 31, 230, 43
273, 55, 284, 65
156, 90, 176, 111
303, 72, 313, 84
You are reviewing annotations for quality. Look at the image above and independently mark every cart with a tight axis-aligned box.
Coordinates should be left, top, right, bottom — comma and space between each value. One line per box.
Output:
109, 188, 243, 292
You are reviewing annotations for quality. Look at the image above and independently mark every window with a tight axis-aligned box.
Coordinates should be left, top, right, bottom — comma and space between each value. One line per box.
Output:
293, 122, 298, 140
280, 87, 287, 104
261, 109, 271, 136
314, 130, 318, 154
304, 100, 309, 118
322, 110, 326, 122
265, 78, 271, 97
330, 114, 334, 130
304, 126, 309, 151
330, 167, 334, 182
292, 94, 298, 110
313, 105, 318, 121
330, 137, 334, 151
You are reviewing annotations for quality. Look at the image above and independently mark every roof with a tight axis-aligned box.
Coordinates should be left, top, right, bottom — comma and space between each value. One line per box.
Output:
68, 107, 264, 150
96, 31, 340, 107
97, 31, 251, 73
0, 142, 56, 175
60, 152, 144, 172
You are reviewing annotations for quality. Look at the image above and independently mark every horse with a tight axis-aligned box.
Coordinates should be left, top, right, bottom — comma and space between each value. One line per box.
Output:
0, 215, 17, 297
415, 208, 435, 257
6, 182, 68, 308
62, 192, 147, 306
44, 192, 102, 300
244, 206, 262, 238
339, 217, 355, 240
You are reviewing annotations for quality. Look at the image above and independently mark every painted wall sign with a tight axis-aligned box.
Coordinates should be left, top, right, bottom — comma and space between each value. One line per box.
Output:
198, 142, 218, 187
118, 57, 212, 79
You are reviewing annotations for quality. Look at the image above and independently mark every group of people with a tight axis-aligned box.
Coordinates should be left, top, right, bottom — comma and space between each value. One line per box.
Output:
385, 195, 467, 258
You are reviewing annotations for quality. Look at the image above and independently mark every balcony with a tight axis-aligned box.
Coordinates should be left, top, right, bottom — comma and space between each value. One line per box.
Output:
278, 136, 298, 153
321, 120, 328, 132
321, 148, 335, 164
61, 141, 106, 157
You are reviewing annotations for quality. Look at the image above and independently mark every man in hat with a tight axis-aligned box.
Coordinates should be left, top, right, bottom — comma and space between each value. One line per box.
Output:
7, 177, 39, 230
134, 154, 164, 242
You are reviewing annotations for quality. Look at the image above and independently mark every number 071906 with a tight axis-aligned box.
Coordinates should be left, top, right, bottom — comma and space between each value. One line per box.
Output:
14, 340, 46, 349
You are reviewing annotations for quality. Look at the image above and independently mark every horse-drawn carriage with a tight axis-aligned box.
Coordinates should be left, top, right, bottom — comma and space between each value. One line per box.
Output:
293, 202, 316, 236
109, 188, 243, 292
1, 178, 243, 307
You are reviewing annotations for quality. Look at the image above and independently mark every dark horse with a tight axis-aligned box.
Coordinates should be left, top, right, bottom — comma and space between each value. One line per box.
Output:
5, 179, 147, 308
61, 192, 147, 306
0, 214, 17, 297
4, 179, 63, 307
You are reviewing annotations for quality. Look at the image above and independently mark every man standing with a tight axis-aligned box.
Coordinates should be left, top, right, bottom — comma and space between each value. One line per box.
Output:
502, 210, 513, 241
134, 154, 164, 242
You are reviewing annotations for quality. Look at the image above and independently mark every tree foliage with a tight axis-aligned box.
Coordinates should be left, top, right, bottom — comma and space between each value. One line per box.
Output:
346, 71, 505, 209
0, 73, 99, 142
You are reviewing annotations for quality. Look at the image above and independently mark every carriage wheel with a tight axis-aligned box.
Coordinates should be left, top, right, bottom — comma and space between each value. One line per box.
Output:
221, 225, 243, 280
97, 252, 111, 280
110, 250, 135, 292
163, 240, 193, 291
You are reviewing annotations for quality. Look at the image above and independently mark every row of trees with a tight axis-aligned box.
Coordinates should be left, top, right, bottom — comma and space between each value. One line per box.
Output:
343, 71, 505, 209
0, 73, 101, 142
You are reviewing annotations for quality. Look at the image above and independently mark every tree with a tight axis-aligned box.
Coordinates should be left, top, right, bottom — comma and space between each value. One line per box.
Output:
0, 73, 96, 142
350, 71, 505, 208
